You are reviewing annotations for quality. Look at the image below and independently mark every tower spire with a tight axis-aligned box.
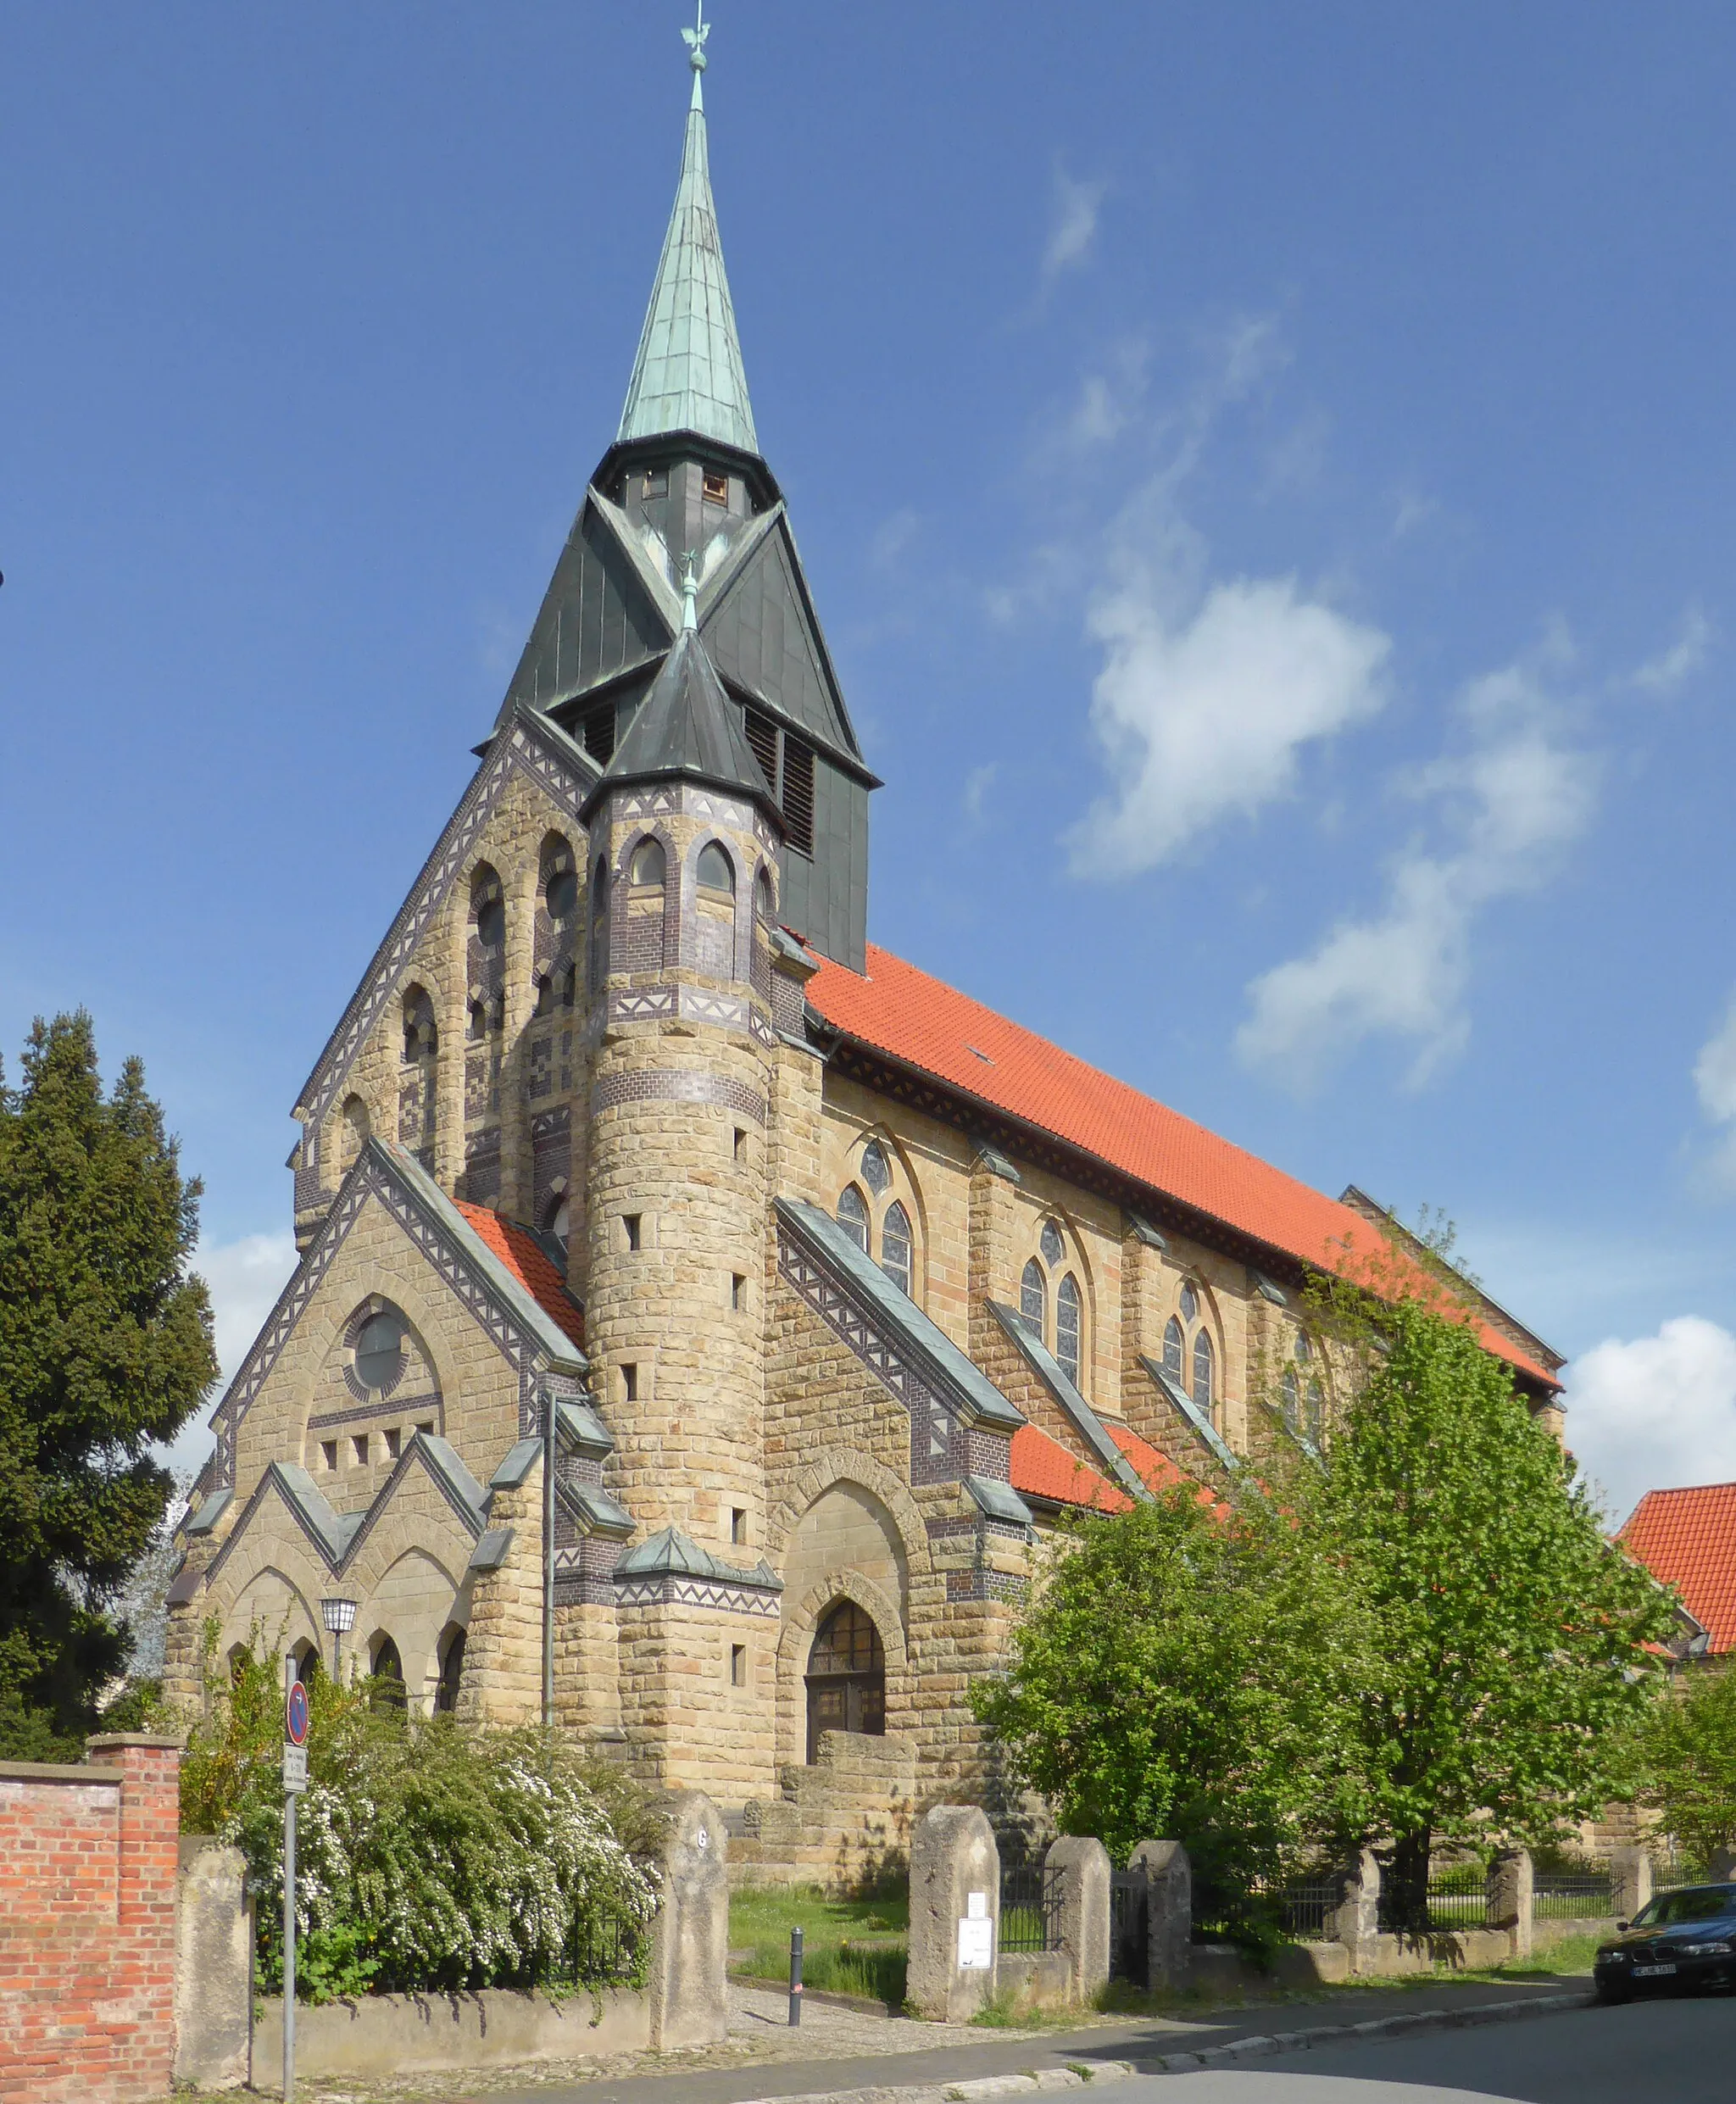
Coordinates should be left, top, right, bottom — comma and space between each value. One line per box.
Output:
616, 5, 760, 456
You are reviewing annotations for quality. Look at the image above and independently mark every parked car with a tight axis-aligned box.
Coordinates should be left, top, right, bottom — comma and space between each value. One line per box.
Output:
1594, 1883, 1736, 2002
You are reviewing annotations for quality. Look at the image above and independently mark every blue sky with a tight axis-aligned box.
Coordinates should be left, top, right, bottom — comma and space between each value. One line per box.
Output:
3, 3, 1733, 1519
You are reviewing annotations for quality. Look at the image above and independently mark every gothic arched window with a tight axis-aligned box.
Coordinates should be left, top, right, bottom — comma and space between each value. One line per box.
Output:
1179, 1281, 1199, 1325
434, 1626, 465, 1716
370, 1635, 407, 1714
697, 841, 734, 895
1193, 1328, 1215, 1414
1305, 1378, 1324, 1446
882, 1202, 913, 1297
1021, 1258, 1046, 1335
630, 837, 666, 888
1162, 1316, 1184, 1383
1039, 1218, 1066, 1267
588, 858, 609, 996
1056, 1273, 1082, 1385
544, 848, 579, 921
339, 1094, 370, 1173
837, 1183, 870, 1253
860, 1140, 891, 1195
1282, 1366, 1300, 1434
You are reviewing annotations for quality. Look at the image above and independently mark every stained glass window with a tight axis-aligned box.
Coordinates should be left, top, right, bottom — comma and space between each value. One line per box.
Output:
1180, 1282, 1199, 1325
1039, 1218, 1065, 1266
860, 1140, 891, 1195
1192, 1328, 1214, 1413
837, 1184, 870, 1253
1057, 1274, 1082, 1385
881, 1202, 913, 1297
1021, 1259, 1046, 1334
1163, 1316, 1184, 1382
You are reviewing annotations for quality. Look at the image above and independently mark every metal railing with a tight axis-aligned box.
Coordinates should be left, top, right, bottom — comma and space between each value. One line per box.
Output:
1377, 1864, 1494, 1934
999, 1860, 1062, 1953
1532, 1866, 1613, 1921
568, 1906, 647, 1985
1109, 1869, 1147, 1979
1279, 1878, 1342, 1939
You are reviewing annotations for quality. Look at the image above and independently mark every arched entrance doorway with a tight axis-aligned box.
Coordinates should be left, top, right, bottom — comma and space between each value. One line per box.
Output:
804, 1600, 885, 1762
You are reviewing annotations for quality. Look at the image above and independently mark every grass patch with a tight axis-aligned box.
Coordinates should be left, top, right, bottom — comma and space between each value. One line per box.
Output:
729, 1884, 908, 2008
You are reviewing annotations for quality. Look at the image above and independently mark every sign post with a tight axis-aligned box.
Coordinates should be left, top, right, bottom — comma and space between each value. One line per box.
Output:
282, 1672, 310, 2101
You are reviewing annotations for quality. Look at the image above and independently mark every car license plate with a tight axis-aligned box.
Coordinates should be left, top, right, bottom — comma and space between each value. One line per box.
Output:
1633, 1963, 1676, 1977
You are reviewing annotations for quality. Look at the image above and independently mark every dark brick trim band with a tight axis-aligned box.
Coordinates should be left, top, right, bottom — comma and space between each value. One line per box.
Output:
591, 1070, 766, 1125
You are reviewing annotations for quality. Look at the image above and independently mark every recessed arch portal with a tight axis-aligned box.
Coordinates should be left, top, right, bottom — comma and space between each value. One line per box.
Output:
804, 1599, 886, 1762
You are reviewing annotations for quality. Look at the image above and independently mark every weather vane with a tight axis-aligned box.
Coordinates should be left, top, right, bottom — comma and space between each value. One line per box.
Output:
682, 0, 709, 73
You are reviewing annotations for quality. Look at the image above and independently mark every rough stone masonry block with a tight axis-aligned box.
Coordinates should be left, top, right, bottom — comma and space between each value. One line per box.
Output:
1488, 1847, 1533, 1959
1610, 1843, 1652, 1924
1047, 1834, 1110, 2006
1128, 1837, 1191, 1992
647, 1791, 728, 2050
174, 1836, 251, 2090
907, 1804, 999, 2023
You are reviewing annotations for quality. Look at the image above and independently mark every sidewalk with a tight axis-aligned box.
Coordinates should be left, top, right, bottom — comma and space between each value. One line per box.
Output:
185, 1968, 1596, 2104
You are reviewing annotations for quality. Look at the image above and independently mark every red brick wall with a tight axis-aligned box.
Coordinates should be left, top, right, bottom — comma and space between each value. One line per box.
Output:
0, 1737, 183, 2104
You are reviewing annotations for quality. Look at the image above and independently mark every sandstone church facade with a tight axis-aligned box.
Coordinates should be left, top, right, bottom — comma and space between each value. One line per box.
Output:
164, 28, 1564, 1859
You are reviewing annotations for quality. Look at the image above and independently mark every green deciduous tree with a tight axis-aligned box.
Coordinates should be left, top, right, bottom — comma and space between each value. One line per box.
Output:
1309, 1288, 1673, 1931
0, 1013, 216, 1753
972, 1478, 1368, 1932
1640, 1661, 1736, 1865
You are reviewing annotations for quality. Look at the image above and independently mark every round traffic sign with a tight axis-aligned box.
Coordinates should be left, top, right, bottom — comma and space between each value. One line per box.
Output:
286, 1679, 310, 1746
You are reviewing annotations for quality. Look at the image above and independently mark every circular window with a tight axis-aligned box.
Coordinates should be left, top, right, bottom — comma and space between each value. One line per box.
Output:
1179, 1282, 1199, 1324
546, 868, 578, 919
1039, 1218, 1065, 1267
354, 1311, 405, 1392
476, 899, 505, 950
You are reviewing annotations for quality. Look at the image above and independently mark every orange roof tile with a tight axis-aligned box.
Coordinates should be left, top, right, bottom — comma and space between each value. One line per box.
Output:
454, 1203, 587, 1352
1105, 1422, 1190, 1495
1619, 1482, 1736, 1654
808, 945, 1555, 1389
1010, 1423, 1132, 1513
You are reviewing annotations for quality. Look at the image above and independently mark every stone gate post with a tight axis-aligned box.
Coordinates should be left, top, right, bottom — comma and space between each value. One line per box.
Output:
1045, 1836, 1110, 2006
1333, 1849, 1382, 1974
1488, 1847, 1533, 1959
1610, 1845, 1652, 1924
907, 1806, 1000, 2023
647, 1791, 728, 2049
1127, 1839, 1190, 1991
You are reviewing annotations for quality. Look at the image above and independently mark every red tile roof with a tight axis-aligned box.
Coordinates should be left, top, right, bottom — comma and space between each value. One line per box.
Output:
1619, 1482, 1736, 1654
808, 945, 1555, 1389
1105, 1422, 1190, 1494
1010, 1423, 1132, 1513
455, 1203, 587, 1352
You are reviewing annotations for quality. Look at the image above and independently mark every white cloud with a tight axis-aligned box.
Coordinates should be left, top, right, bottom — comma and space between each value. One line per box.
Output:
1691, 989, 1736, 1186
1566, 1316, 1736, 1528
1633, 606, 1713, 693
1237, 654, 1599, 1088
159, 1230, 298, 1477
1066, 565, 1390, 877
1041, 166, 1107, 289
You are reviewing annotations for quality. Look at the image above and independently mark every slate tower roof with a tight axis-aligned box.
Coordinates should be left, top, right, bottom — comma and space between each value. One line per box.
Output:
495, 12, 877, 971
617, 14, 759, 456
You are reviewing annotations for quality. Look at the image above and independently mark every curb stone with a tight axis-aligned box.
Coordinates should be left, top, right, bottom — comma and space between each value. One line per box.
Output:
731, 1990, 1596, 2104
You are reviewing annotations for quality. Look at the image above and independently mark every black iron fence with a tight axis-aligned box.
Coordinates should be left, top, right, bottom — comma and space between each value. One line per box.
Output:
568, 1905, 647, 1986
1377, 1863, 1494, 1934
1532, 1865, 1613, 1921
999, 1859, 1062, 1953
1278, 1877, 1342, 1939
1109, 1867, 1148, 1979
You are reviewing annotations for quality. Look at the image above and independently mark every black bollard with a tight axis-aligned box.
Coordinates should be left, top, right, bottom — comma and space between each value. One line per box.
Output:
788, 1924, 804, 2026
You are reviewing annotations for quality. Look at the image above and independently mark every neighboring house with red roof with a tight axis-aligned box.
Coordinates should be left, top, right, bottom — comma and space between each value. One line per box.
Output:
1619, 1484, 1733, 1656
163, 31, 1565, 1879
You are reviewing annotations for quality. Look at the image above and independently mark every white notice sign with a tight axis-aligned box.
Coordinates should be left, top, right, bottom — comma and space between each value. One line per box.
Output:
282, 1744, 308, 1795
958, 1916, 993, 1970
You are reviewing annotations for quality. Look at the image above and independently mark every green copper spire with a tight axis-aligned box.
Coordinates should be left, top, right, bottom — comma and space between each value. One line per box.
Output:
617, 6, 760, 457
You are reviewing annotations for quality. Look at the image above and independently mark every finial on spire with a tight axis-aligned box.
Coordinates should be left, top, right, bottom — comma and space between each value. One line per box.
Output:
682, 1, 709, 82
680, 552, 699, 631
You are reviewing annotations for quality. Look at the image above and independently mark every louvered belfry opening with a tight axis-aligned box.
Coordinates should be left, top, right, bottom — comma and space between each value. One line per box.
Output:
740, 703, 816, 859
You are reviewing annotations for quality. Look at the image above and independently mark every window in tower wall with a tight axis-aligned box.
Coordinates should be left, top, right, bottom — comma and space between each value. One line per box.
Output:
782, 738, 815, 857
881, 1202, 913, 1299
1193, 1328, 1215, 1415
703, 470, 729, 505
630, 838, 666, 888
697, 841, 734, 895
1056, 1273, 1082, 1386
837, 1184, 870, 1253
1020, 1258, 1045, 1336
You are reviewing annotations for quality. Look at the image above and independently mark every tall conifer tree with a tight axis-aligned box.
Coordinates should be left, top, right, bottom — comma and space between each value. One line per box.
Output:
0, 1013, 217, 1753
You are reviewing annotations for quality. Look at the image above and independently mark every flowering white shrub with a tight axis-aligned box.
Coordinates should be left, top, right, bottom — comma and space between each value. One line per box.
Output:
183, 1633, 658, 1999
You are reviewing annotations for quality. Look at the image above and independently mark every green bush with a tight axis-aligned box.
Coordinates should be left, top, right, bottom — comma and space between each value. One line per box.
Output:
181, 1632, 658, 2000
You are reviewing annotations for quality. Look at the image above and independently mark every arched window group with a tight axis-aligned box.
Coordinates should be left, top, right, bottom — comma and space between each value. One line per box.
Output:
836, 1139, 916, 1299
1162, 1278, 1217, 1421
1281, 1328, 1324, 1444
533, 836, 580, 1017
1020, 1216, 1086, 1389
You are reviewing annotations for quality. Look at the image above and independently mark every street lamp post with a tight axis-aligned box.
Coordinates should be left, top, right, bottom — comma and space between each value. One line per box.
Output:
320, 1596, 357, 1683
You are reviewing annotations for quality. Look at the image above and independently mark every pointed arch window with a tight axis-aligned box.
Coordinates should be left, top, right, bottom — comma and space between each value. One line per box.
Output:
588, 858, 609, 997
1039, 1218, 1066, 1267
1163, 1316, 1184, 1383
1305, 1378, 1324, 1446
881, 1202, 913, 1298
837, 1183, 870, 1253
860, 1140, 891, 1195
630, 838, 666, 888
1282, 1366, 1300, 1434
434, 1627, 465, 1716
1056, 1273, 1082, 1385
1192, 1329, 1215, 1414
1179, 1282, 1199, 1325
339, 1094, 370, 1173
697, 841, 735, 895
1020, 1259, 1046, 1335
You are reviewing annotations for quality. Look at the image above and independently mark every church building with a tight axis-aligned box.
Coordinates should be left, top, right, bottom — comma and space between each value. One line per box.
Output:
164, 23, 1564, 1876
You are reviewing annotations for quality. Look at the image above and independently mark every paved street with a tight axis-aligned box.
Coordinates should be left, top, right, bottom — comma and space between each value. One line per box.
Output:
1086, 1992, 1736, 2101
